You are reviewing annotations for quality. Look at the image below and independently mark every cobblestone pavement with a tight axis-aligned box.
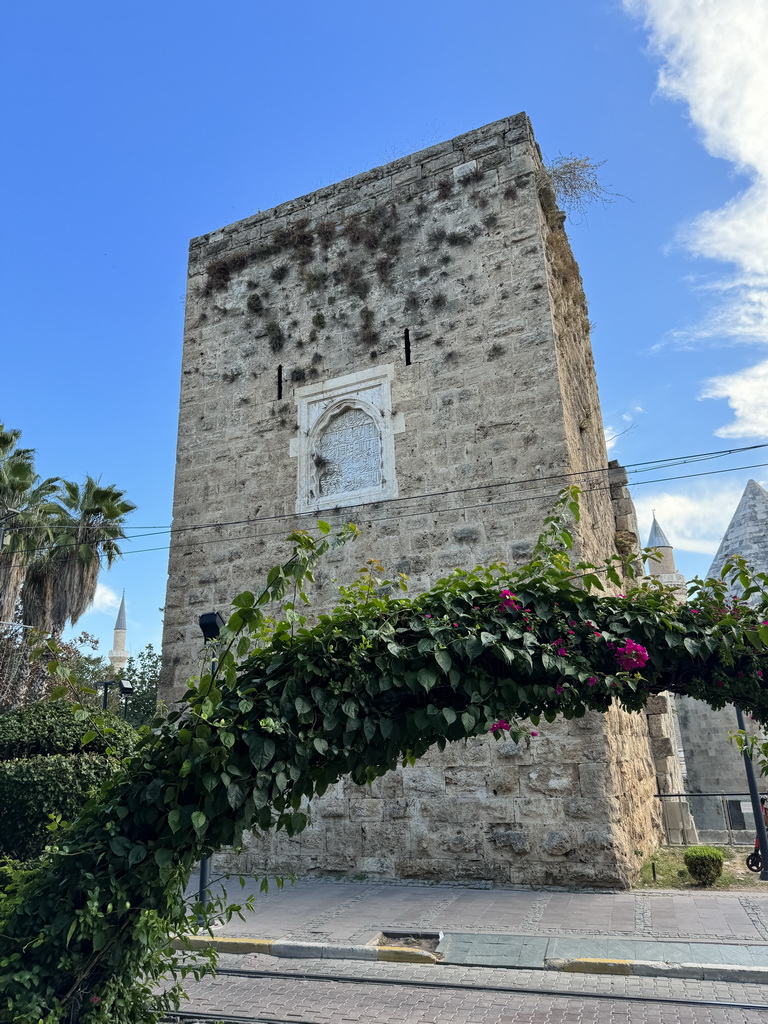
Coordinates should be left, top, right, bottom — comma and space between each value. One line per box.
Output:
166, 954, 768, 1023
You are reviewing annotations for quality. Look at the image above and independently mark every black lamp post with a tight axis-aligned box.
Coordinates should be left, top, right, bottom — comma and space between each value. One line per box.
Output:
735, 705, 768, 881
197, 611, 225, 922
97, 678, 134, 713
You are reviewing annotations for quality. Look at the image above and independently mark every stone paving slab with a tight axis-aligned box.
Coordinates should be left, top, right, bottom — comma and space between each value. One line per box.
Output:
437, 932, 768, 970
196, 876, 768, 945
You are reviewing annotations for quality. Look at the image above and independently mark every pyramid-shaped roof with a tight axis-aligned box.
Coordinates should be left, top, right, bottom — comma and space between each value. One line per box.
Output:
115, 592, 126, 632
647, 516, 672, 549
707, 480, 768, 586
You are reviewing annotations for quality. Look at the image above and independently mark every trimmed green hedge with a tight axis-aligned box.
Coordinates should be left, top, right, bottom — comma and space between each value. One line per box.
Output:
0, 754, 110, 860
0, 699, 134, 758
0, 701, 135, 860
684, 845, 724, 886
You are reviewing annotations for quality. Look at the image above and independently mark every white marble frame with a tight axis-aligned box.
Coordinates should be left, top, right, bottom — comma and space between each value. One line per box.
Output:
291, 364, 401, 513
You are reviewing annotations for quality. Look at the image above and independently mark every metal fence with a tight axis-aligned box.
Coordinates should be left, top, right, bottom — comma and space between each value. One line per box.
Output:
655, 791, 766, 847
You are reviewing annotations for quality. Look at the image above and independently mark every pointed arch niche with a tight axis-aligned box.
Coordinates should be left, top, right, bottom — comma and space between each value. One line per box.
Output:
291, 365, 402, 513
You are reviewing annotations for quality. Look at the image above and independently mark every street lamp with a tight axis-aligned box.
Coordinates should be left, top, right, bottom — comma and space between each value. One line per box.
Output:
97, 678, 134, 713
735, 706, 768, 881
197, 611, 225, 922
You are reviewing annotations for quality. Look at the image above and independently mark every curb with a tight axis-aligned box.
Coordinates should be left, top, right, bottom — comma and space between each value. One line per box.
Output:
545, 957, 768, 984
179, 935, 437, 964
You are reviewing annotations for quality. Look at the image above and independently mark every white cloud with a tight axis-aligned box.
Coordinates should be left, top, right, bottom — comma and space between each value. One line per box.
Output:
701, 358, 768, 437
632, 484, 745, 556
91, 583, 120, 614
624, 0, 768, 409
604, 425, 619, 451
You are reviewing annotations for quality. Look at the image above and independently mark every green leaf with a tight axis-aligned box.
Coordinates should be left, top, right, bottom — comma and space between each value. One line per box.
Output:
363, 717, 377, 742
442, 707, 457, 724
342, 699, 358, 718
295, 696, 312, 715
191, 811, 207, 834
266, 565, 283, 586
232, 591, 255, 609
417, 667, 438, 689
81, 730, 96, 745
168, 809, 182, 833
683, 637, 701, 657
128, 845, 147, 866
49, 685, 68, 700
313, 737, 328, 754
317, 520, 331, 534
435, 649, 452, 673
227, 782, 245, 809
246, 734, 276, 769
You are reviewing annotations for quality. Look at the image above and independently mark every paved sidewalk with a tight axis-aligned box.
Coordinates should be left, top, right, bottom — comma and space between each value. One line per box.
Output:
187, 875, 768, 980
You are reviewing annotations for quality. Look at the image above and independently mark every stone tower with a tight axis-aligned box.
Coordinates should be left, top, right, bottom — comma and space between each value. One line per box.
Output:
643, 518, 697, 844
676, 480, 768, 837
161, 113, 663, 887
108, 592, 129, 675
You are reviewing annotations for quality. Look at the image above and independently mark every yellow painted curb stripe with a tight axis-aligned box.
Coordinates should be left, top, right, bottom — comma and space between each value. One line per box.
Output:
377, 946, 437, 964
561, 959, 632, 975
177, 936, 274, 954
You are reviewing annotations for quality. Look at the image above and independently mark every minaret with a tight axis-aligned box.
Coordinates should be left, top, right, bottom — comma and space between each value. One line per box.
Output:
108, 591, 129, 674
645, 515, 687, 601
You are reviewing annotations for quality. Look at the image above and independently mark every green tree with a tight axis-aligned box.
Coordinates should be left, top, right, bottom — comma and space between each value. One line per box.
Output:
19, 477, 135, 633
0, 425, 135, 634
0, 425, 58, 624
121, 643, 161, 727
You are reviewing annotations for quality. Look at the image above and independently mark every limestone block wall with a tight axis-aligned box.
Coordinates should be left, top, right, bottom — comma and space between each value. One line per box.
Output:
162, 112, 662, 887
217, 709, 658, 888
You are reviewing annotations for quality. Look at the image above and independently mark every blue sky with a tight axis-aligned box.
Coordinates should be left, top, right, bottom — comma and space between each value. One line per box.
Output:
2, 1, 767, 659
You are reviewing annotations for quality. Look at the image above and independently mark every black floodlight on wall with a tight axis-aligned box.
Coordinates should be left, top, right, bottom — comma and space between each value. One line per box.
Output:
198, 611, 226, 641
118, 679, 134, 696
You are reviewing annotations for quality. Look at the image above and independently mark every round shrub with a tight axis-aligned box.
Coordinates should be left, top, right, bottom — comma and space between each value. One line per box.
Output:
0, 699, 134, 758
0, 701, 135, 861
683, 845, 724, 886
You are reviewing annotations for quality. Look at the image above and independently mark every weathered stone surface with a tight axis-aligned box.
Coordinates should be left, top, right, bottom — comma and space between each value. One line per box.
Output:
164, 113, 662, 889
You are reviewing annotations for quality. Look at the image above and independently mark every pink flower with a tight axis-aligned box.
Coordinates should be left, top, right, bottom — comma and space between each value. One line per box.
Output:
425, 614, 431, 618
91, 997, 101, 1005
758, 671, 763, 678
555, 685, 564, 694
614, 639, 648, 671
452, 622, 459, 627
557, 647, 567, 657
691, 609, 699, 614
530, 730, 539, 737
490, 720, 511, 733
587, 677, 597, 686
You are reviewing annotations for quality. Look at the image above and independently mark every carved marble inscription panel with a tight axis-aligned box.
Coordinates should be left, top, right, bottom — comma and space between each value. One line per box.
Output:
316, 407, 381, 496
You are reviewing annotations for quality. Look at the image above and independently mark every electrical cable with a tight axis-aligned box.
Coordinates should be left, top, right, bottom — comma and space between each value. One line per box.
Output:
8, 442, 768, 538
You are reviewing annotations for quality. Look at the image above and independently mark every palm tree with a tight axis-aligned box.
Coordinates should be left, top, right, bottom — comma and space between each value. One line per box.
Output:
20, 477, 136, 633
0, 425, 58, 624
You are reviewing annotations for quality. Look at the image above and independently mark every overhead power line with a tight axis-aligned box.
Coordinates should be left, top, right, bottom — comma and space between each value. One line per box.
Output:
7, 442, 768, 542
